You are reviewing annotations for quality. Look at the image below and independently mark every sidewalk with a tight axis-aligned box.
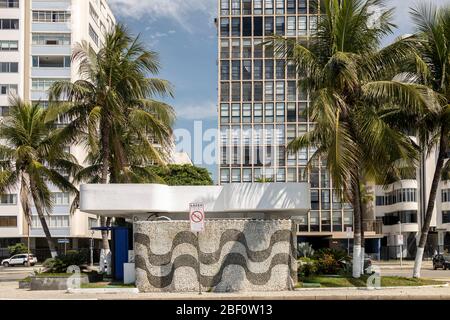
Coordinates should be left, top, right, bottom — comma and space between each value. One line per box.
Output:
0, 281, 449, 300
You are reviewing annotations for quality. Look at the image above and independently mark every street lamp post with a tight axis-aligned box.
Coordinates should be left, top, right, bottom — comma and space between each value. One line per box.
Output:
90, 230, 94, 267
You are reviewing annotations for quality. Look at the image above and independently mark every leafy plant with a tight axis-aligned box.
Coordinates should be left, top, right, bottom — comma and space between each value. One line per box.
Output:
8, 243, 28, 256
313, 249, 351, 275
149, 165, 213, 186
298, 257, 318, 278
42, 250, 88, 273
297, 243, 315, 258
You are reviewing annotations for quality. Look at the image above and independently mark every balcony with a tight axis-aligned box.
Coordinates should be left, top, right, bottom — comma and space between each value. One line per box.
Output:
363, 220, 383, 235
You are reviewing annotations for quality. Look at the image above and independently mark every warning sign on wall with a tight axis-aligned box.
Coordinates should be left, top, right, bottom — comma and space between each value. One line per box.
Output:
189, 203, 205, 233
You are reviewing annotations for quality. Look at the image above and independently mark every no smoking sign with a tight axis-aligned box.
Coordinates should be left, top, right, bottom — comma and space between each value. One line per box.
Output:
189, 203, 205, 233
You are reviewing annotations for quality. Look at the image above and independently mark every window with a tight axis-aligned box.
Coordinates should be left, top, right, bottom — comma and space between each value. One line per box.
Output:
298, 0, 307, 13
310, 211, 319, 231
89, 24, 99, 46
265, 60, 274, 79
344, 211, 353, 229
32, 33, 71, 46
276, 17, 285, 35
378, 188, 418, 206
0, 216, 17, 228
0, 40, 18, 51
231, 39, 240, 58
232, 60, 240, 80
0, 0, 19, 8
287, 16, 296, 36
383, 211, 418, 225
265, 17, 274, 36
221, 18, 230, 37
298, 16, 307, 36
243, 17, 252, 36
231, 103, 240, 123
32, 78, 69, 91
286, 103, 296, 122
88, 217, 98, 229
243, 60, 252, 80
221, 61, 230, 80
32, 56, 71, 68
254, 60, 263, 79
221, 169, 230, 183
243, 169, 252, 182
254, 39, 263, 58
254, 103, 263, 123
51, 192, 69, 206
221, 0, 230, 15
232, 18, 240, 36
276, 0, 284, 14
287, 0, 296, 13
265, 103, 274, 122
32, 11, 71, 23
254, 0, 263, 14
265, 82, 274, 101
220, 39, 230, 58
231, 0, 241, 15
276, 81, 285, 100
0, 84, 17, 95
243, 82, 252, 101
276, 60, 285, 79
276, 103, 285, 122
265, 0, 273, 14
254, 82, 263, 101
231, 169, 241, 182
287, 82, 296, 101
442, 189, 450, 202
0, 106, 10, 116
221, 82, 230, 101
31, 215, 69, 229
243, 0, 252, 15
0, 194, 17, 205
254, 17, 263, 36
0, 19, 19, 29
243, 104, 252, 123
0, 62, 18, 73
89, 3, 99, 24
333, 212, 342, 232
243, 39, 252, 58
443, 211, 450, 224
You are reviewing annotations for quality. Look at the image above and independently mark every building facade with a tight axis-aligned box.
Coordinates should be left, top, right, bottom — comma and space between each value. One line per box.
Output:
216, 0, 449, 257
216, 0, 383, 251
0, 0, 115, 259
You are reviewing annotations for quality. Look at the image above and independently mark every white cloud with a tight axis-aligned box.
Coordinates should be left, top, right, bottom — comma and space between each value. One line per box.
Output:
108, 0, 216, 31
175, 101, 217, 120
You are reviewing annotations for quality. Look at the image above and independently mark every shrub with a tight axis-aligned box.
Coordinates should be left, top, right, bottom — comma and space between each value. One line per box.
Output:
8, 243, 28, 256
313, 249, 351, 275
297, 243, 315, 258
298, 257, 318, 278
42, 251, 88, 273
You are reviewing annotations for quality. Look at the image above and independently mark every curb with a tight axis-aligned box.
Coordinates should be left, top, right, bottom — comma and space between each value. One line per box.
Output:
295, 282, 449, 291
67, 288, 139, 294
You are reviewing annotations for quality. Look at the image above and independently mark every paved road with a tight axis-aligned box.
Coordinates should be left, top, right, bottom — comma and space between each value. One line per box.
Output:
0, 266, 40, 282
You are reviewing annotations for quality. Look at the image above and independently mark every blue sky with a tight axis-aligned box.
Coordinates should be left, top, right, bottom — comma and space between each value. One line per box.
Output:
108, 0, 448, 183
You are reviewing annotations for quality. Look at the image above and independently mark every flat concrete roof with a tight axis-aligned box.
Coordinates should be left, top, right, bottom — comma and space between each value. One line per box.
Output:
80, 183, 311, 219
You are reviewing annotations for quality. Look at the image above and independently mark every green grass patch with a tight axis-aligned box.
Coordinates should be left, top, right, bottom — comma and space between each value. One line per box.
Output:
80, 282, 136, 289
296, 276, 445, 288
33, 273, 88, 278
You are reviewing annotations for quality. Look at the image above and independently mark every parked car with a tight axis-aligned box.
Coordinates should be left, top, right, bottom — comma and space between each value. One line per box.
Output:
1, 254, 37, 267
433, 254, 450, 270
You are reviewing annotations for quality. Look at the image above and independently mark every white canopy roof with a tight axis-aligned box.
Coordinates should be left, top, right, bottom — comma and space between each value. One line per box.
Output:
80, 183, 310, 219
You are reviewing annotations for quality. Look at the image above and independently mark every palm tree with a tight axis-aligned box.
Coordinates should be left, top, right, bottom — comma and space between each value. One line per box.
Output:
0, 97, 80, 258
272, 0, 433, 278
406, 3, 450, 278
48, 24, 175, 251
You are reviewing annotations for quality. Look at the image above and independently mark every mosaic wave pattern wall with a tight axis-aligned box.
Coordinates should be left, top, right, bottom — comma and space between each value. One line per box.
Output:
134, 220, 297, 292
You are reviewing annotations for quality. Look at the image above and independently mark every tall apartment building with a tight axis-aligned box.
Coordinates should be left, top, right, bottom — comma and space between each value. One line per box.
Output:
216, 0, 450, 257
0, 0, 116, 259
216, 0, 372, 250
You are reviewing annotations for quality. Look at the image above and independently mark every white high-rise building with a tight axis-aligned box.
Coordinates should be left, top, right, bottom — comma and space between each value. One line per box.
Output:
0, 0, 115, 260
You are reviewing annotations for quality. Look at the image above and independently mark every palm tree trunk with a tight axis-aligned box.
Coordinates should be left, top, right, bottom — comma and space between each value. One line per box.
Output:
360, 203, 365, 275
352, 178, 363, 278
29, 181, 57, 258
413, 130, 448, 278
100, 121, 111, 253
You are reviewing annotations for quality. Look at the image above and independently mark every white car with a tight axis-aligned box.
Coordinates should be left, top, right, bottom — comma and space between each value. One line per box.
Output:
1, 254, 37, 267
